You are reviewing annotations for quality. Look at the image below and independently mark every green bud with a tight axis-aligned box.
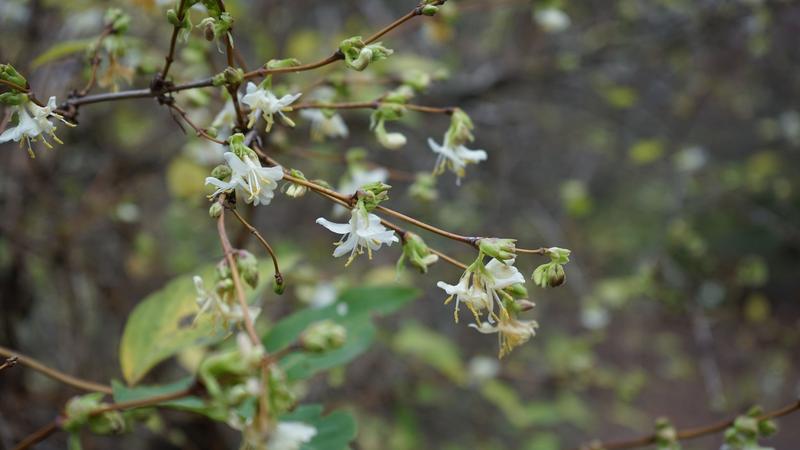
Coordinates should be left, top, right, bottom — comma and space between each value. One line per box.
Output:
398, 232, 439, 273
0, 91, 26, 105
166, 9, 181, 26
284, 169, 308, 198
373, 119, 407, 150
758, 418, 777, 437
236, 250, 259, 289
215, 278, 234, 295
209, 202, 223, 218
478, 238, 517, 261
63, 393, 128, 436
211, 164, 232, 180
266, 58, 301, 69
444, 108, 475, 147
205, 127, 219, 138
273, 276, 285, 295
0, 64, 27, 87
654, 418, 677, 447
383, 85, 414, 104
357, 182, 391, 211
734, 416, 759, 437
105, 8, 131, 33
421, 5, 439, 16
301, 320, 347, 352
223, 66, 244, 86
402, 69, 432, 91
267, 365, 296, 416
504, 283, 528, 300
532, 262, 566, 288
547, 247, 571, 264
228, 133, 257, 160
514, 299, 536, 312
211, 71, 226, 86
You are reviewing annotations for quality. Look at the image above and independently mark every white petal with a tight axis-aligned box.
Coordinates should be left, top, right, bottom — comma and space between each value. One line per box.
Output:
316, 217, 352, 235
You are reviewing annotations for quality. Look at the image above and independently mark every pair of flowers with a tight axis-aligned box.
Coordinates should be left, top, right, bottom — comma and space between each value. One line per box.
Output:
0, 96, 72, 157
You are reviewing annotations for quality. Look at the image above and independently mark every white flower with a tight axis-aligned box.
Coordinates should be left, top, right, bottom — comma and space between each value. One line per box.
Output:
535, 8, 571, 33
205, 152, 284, 206
241, 82, 301, 132
266, 422, 317, 450
0, 96, 71, 157
300, 109, 349, 141
470, 308, 538, 358
316, 207, 398, 265
437, 258, 525, 323
428, 137, 487, 184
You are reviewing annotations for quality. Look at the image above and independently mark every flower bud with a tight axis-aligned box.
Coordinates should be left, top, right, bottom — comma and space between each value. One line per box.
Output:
399, 232, 439, 273
758, 419, 778, 437
266, 58, 301, 69
478, 238, 517, 262
0, 91, 26, 106
166, 9, 181, 26
734, 416, 759, 437
409, 172, 438, 202
211, 164, 232, 180
209, 202, 223, 218
421, 5, 439, 15
236, 250, 259, 289
301, 320, 347, 352
0, 64, 27, 87
532, 262, 566, 288
546, 247, 571, 264
504, 283, 528, 300
514, 299, 536, 312
272, 276, 285, 295
223, 67, 244, 86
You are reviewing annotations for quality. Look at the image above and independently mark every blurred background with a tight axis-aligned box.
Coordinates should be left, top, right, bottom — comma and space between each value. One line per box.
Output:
1, 0, 799, 448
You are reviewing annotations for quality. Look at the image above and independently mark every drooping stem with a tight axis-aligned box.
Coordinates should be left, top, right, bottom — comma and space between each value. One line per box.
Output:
230, 208, 283, 286
78, 25, 114, 97
167, 102, 228, 144
0, 345, 112, 394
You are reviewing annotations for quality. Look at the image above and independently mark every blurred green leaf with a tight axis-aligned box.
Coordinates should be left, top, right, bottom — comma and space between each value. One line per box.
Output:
281, 319, 376, 381
629, 139, 665, 165
32, 38, 94, 68
281, 404, 357, 450
392, 322, 466, 385
120, 262, 273, 385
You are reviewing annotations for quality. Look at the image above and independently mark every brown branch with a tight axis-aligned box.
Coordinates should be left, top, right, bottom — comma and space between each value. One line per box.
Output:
12, 419, 60, 450
0, 345, 112, 394
0, 78, 29, 93
89, 386, 196, 415
167, 102, 228, 144
291, 100, 455, 115
0, 355, 18, 372
575, 399, 800, 450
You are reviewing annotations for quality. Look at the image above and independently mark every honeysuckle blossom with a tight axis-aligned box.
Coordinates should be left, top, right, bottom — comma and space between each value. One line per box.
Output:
193, 276, 262, 327
316, 207, 398, 265
0, 96, 72, 157
428, 136, 487, 184
437, 258, 526, 323
300, 109, 349, 141
241, 82, 301, 132
470, 308, 538, 358
205, 152, 284, 206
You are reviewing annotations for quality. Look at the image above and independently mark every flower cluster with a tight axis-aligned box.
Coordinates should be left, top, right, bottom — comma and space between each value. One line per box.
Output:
0, 96, 72, 157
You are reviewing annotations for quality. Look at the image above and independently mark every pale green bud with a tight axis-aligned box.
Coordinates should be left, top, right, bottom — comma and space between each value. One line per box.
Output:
222, 66, 244, 86
266, 58, 301, 69
478, 238, 517, 262
166, 8, 181, 26
399, 232, 439, 273
504, 283, 528, 300
236, 250, 259, 289
532, 262, 566, 288
301, 320, 347, 352
211, 164, 232, 180
209, 202, 223, 218
409, 172, 438, 202
228, 133, 257, 160
421, 5, 439, 15
445, 108, 475, 147
357, 181, 392, 211
105, 8, 131, 33
0, 64, 27, 88
0, 92, 26, 105
547, 247, 571, 264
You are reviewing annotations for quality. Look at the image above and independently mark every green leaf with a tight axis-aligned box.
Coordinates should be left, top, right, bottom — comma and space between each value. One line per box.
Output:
119, 262, 275, 385
392, 322, 466, 385
263, 286, 418, 381
111, 377, 206, 411
281, 319, 375, 381
281, 404, 357, 450
32, 39, 95, 69
263, 286, 418, 352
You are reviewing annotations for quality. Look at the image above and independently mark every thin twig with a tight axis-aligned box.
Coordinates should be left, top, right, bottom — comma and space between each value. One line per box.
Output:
229, 208, 283, 285
575, 399, 800, 450
12, 419, 60, 450
0, 345, 112, 394
0, 356, 19, 372
167, 102, 228, 144
78, 25, 114, 97
160, 0, 188, 79
291, 100, 455, 115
